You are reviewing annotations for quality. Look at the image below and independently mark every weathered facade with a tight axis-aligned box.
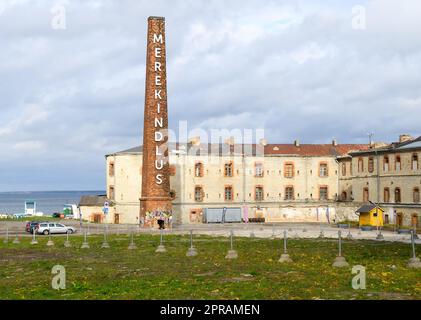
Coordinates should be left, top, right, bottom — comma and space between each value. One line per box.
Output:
94, 140, 369, 225
338, 135, 421, 227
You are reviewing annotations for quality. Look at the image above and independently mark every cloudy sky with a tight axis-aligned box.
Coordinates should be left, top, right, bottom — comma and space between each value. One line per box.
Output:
0, 0, 420, 191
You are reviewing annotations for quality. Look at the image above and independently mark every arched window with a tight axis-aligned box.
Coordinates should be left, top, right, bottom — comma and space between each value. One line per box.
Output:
194, 162, 204, 177
384, 188, 390, 203
368, 157, 374, 173
395, 188, 401, 203
358, 158, 364, 172
395, 155, 401, 171
383, 156, 389, 172
342, 163, 347, 176
363, 188, 369, 202
194, 186, 204, 202
412, 154, 419, 170
414, 188, 420, 203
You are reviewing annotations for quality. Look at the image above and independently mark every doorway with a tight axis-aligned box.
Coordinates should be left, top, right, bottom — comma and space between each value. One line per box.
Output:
412, 214, 419, 228
114, 214, 120, 224
396, 212, 403, 227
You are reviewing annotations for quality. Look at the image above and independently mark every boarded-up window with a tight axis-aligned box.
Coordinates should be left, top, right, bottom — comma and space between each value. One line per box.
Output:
368, 157, 374, 173
342, 163, 347, 176
384, 188, 390, 203
414, 188, 420, 203
358, 158, 364, 172
363, 188, 369, 202
284, 163, 294, 178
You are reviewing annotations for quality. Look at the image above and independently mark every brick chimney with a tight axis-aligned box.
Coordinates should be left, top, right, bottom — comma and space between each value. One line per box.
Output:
140, 17, 172, 226
399, 134, 413, 143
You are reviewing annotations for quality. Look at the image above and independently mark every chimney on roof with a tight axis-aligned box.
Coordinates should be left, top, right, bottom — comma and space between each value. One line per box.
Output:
259, 138, 268, 146
332, 139, 338, 146
399, 134, 413, 143
189, 136, 201, 146
294, 140, 300, 147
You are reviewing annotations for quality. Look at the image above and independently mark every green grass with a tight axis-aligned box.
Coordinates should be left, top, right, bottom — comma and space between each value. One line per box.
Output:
0, 234, 420, 300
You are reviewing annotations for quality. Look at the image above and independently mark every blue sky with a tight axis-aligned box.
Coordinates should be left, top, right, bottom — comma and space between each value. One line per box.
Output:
0, 0, 420, 191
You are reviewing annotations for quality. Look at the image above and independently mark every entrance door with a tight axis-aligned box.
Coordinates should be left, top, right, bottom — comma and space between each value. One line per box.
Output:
93, 214, 102, 223
396, 213, 403, 227
114, 214, 120, 224
412, 214, 419, 228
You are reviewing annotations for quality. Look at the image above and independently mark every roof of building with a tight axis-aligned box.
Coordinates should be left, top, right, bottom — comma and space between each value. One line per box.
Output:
356, 203, 384, 213
350, 136, 421, 156
79, 195, 110, 207
107, 143, 368, 157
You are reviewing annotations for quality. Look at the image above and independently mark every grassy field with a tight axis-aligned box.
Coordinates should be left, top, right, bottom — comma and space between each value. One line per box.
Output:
0, 234, 420, 300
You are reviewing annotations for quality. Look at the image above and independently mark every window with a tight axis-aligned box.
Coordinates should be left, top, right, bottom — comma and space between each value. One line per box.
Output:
414, 188, 420, 203
109, 162, 115, 177
358, 158, 364, 172
194, 162, 204, 177
255, 186, 264, 201
319, 163, 328, 177
395, 155, 401, 171
319, 186, 328, 200
384, 188, 390, 203
342, 163, 347, 176
224, 162, 233, 177
255, 162, 264, 177
109, 186, 115, 200
412, 154, 419, 170
284, 163, 294, 178
395, 188, 401, 203
383, 156, 389, 172
285, 186, 294, 200
363, 188, 369, 202
194, 186, 204, 202
224, 186, 233, 201
368, 157, 374, 173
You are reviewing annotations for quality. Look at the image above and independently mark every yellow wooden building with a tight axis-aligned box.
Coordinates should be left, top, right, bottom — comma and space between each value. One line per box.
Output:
356, 204, 384, 227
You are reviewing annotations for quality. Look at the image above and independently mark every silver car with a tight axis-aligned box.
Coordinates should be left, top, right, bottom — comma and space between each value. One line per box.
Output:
36, 222, 76, 235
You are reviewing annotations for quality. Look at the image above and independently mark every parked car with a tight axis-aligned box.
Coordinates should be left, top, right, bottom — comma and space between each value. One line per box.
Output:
36, 223, 76, 235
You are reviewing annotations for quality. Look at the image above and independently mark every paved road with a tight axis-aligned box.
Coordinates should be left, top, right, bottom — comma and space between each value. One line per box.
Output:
0, 220, 418, 244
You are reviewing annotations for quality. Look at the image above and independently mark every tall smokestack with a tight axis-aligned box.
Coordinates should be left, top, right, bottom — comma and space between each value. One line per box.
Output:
140, 17, 172, 226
